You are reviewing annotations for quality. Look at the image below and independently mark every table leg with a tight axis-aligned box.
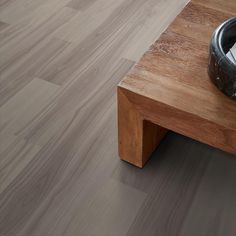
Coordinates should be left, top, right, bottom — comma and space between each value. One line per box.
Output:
118, 87, 168, 168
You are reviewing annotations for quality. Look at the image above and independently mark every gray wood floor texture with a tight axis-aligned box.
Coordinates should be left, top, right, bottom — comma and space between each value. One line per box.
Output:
0, 0, 236, 235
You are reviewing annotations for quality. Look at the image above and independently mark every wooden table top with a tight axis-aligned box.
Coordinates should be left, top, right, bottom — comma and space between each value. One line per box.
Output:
119, 0, 236, 133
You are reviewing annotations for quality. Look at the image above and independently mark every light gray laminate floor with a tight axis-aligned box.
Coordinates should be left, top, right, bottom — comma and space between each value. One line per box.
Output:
0, 0, 236, 236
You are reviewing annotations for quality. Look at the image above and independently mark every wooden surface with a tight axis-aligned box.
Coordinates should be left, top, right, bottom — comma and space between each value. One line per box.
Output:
118, 0, 236, 167
118, 88, 168, 168
1, 0, 236, 235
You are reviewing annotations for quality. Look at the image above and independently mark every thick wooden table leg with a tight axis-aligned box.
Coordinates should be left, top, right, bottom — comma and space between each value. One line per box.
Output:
118, 87, 168, 168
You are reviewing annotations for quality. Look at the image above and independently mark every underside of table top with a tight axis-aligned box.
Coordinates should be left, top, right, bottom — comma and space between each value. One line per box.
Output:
118, 0, 236, 167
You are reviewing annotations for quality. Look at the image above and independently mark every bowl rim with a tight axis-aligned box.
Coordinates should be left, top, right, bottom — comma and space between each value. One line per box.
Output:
215, 16, 236, 67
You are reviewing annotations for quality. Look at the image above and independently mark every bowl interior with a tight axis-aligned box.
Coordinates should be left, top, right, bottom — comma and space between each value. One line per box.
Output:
221, 20, 236, 54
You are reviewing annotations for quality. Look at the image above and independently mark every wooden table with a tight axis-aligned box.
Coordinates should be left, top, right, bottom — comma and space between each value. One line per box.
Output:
118, 0, 236, 168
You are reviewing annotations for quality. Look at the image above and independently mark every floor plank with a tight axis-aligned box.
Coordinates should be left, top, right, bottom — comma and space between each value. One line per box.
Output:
0, 59, 133, 236
125, 135, 236, 236
57, 179, 146, 236
66, 0, 97, 11
1, 0, 236, 235
0, 8, 75, 105
122, 0, 189, 61
56, 0, 144, 44
0, 78, 59, 135
0, 0, 71, 25
16, 103, 120, 236
0, 21, 8, 31
0, 132, 41, 193
20, 58, 134, 147
179, 153, 236, 236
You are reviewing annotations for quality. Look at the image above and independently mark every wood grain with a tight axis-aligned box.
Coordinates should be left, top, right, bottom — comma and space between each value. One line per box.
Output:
179, 153, 236, 236
0, 132, 41, 193
115, 134, 236, 236
118, 87, 168, 167
1, 0, 236, 235
0, 78, 59, 135
0, 21, 8, 31
0, 8, 75, 105
118, 0, 236, 167
59, 179, 147, 236
67, 0, 97, 11
193, 0, 236, 14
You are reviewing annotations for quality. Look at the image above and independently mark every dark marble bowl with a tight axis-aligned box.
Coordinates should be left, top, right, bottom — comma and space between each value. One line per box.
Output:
208, 17, 236, 100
